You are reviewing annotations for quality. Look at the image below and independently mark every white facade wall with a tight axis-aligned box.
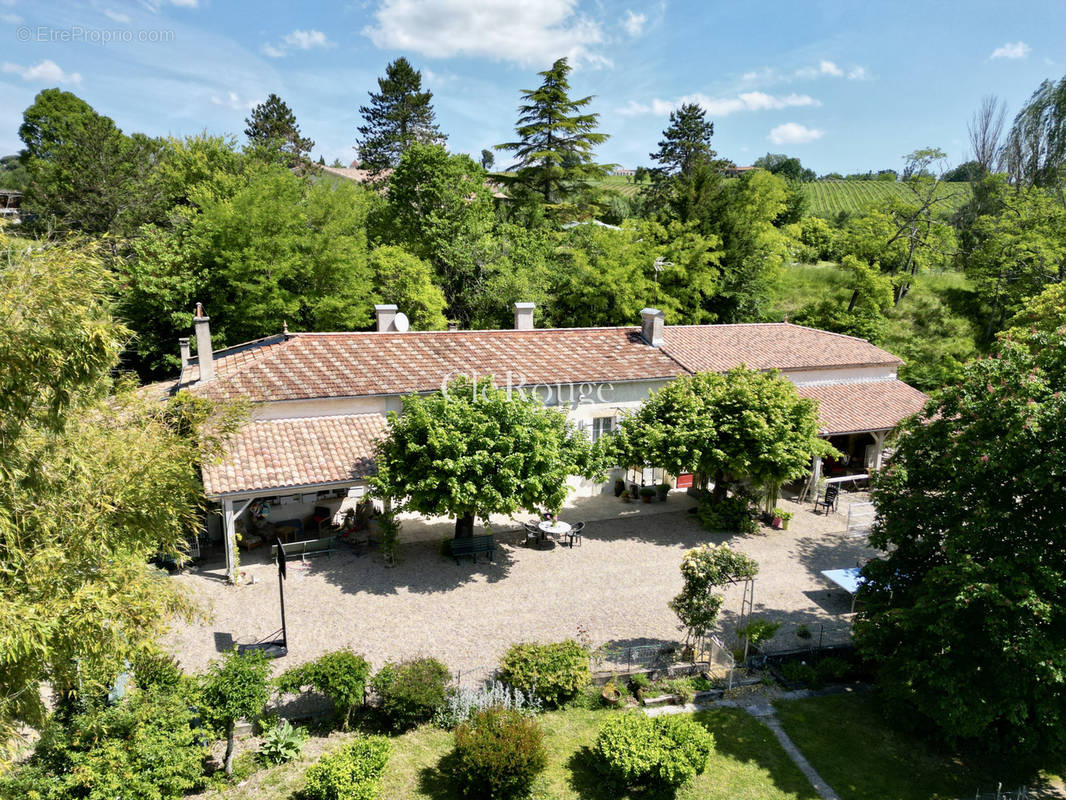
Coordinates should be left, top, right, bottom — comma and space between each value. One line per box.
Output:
781, 365, 897, 386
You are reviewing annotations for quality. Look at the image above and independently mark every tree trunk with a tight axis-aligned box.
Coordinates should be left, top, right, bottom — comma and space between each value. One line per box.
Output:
711, 470, 728, 504
224, 720, 236, 776
454, 513, 475, 539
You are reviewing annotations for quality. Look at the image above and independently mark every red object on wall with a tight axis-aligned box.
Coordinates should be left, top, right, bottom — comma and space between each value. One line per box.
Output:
676, 473, 694, 489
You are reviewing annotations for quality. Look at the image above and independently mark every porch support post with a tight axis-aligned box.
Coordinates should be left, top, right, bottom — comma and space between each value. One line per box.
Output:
871, 430, 888, 471
223, 497, 237, 584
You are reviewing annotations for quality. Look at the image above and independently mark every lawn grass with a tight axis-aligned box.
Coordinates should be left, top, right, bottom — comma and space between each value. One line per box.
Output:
383, 706, 818, 800
774, 693, 998, 800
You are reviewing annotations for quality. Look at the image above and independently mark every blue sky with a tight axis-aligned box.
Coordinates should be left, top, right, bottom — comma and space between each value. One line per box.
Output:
1, 0, 1063, 174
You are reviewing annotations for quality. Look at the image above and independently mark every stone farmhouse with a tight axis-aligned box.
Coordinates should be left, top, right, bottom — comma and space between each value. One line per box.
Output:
163, 303, 927, 580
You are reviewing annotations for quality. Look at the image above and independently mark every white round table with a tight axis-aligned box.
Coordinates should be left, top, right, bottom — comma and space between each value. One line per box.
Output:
538, 520, 571, 537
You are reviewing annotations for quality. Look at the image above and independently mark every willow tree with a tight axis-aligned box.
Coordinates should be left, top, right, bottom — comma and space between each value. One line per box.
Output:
371, 376, 601, 539
0, 233, 239, 762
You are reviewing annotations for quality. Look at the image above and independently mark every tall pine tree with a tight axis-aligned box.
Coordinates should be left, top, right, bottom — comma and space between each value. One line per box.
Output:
356, 57, 445, 172
496, 57, 609, 212
649, 103, 716, 177
244, 93, 314, 167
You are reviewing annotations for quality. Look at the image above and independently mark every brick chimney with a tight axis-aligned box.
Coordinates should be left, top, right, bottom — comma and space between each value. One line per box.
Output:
640, 308, 665, 347
514, 302, 535, 330
375, 304, 398, 332
193, 303, 215, 381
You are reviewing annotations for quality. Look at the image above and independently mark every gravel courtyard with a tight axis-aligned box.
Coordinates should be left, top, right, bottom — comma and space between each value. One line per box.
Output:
164, 490, 876, 679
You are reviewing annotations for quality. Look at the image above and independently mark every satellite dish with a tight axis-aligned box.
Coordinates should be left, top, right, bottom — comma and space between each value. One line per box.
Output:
393, 312, 410, 332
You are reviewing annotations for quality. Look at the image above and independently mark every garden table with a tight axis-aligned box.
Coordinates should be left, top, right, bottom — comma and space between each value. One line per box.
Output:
821, 567, 865, 612
538, 520, 571, 544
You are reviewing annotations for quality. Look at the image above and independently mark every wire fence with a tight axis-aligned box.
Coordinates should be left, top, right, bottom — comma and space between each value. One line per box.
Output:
961, 788, 1028, 800
751, 621, 855, 659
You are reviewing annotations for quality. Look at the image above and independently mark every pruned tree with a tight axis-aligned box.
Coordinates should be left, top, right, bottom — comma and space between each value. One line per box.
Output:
198, 648, 271, 775
356, 57, 445, 172
244, 92, 315, 167
496, 57, 610, 214
371, 376, 601, 540
967, 94, 1006, 174
480, 148, 495, 171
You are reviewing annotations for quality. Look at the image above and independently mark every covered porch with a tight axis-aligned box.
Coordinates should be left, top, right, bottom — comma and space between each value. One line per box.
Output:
201, 413, 388, 582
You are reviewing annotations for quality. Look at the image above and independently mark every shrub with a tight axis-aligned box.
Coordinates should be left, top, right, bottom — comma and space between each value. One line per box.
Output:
628, 672, 650, 692
697, 493, 758, 534
779, 661, 819, 687
658, 677, 695, 704
815, 656, 850, 684
198, 648, 272, 775
7, 687, 205, 800
498, 640, 590, 707
131, 648, 183, 692
371, 657, 450, 731
595, 712, 714, 790
452, 707, 547, 799
258, 719, 307, 765
302, 735, 390, 800
276, 650, 371, 730
433, 681, 542, 729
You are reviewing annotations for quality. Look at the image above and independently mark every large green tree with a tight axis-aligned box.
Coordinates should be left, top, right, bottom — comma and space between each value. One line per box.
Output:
356, 57, 445, 172
244, 93, 315, 167
855, 329, 1066, 770
18, 89, 162, 235
649, 103, 717, 178
371, 377, 601, 539
496, 57, 610, 216
0, 233, 236, 762
613, 367, 832, 503
198, 649, 271, 775
376, 144, 494, 324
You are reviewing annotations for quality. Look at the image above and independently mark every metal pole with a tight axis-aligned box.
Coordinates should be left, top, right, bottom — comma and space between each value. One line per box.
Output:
275, 536, 288, 650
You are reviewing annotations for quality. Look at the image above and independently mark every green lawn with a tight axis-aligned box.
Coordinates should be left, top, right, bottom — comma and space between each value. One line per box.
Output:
384, 706, 818, 800
204, 707, 818, 799
774, 693, 999, 800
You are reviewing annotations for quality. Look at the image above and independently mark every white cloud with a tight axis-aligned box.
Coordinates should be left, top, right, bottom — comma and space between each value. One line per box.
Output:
847, 66, 868, 80
261, 28, 332, 58
139, 0, 199, 9
364, 0, 608, 67
819, 60, 842, 77
623, 9, 646, 36
284, 29, 330, 49
104, 8, 131, 23
618, 91, 820, 117
2, 59, 82, 84
768, 122, 824, 145
210, 91, 258, 110
990, 41, 1030, 60
1, 11, 21, 22
747, 60, 871, 85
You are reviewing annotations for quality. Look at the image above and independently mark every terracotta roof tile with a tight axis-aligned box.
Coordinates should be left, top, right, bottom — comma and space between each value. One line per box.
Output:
661, 323, 901, 373
202, 413, 387, 496
798, 380, 928, 436
180, 323, 903, 404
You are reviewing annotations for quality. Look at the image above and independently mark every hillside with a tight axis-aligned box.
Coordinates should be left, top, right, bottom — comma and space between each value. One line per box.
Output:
803, 179, 972, 217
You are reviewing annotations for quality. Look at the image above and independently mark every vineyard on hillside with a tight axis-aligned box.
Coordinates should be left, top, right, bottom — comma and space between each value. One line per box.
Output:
803, 180, 972, 217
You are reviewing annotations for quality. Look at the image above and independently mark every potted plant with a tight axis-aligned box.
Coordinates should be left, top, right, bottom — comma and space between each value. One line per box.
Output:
771, 507, 785, 529
639, 486, 656, 503
601, 681, 622, 706
613, 478, 626, 497
779, 510, 793, 530
796, 624, 812, 642
656, 482, 670, 502
629, 483, 640, 500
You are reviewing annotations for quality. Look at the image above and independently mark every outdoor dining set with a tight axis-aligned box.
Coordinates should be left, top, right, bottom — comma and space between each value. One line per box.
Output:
523, 515, 586, 549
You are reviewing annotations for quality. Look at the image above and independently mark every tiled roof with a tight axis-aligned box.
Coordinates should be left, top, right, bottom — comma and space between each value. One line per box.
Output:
661, 323, 901, 373
797, 380, 928, 436
201, 413, 387, 497
187, 328, 686, 403
179, 323, 902, 404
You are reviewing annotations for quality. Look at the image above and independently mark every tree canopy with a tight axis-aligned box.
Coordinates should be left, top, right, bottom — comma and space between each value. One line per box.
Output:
855, 329, 1066, 769
613, 367, 832, 503
1004, 74, 1066, 188
649, 103, 717, 178
371, 376, 602, 538
356, 57, 445, 172
0, 233, 239, 762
